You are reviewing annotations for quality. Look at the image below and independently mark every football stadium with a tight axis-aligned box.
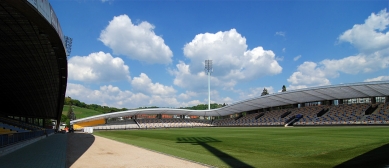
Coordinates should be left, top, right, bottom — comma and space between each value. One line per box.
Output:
1, 0, 389, 168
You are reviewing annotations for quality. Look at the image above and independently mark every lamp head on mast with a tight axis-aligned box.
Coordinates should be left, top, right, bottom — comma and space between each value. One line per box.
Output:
205, 60, 213, 73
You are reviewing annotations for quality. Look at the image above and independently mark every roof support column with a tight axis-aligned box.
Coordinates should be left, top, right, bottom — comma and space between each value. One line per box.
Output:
371, 97, 376, 104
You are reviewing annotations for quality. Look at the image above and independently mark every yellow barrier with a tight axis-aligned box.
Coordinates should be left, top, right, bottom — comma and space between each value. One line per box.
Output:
73, 119, 105, 130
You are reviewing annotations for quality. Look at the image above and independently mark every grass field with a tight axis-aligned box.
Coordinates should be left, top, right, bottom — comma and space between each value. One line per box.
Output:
94, 127, 389, 168
62, 105, 103, 119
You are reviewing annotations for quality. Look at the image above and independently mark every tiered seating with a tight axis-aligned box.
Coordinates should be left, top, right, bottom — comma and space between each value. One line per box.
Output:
315, 104, 370, 125
361, 103, 389, 124
211, 103, 389, 126
0, 127, 16, 134
0, 117, 41, 132
294, 106, 328, 125
93, 119, 139, 130
192, 119, 212, 127
234, 113, 262, 126
257, 109, 288, 126
213, 118, 235, 126
136, 118, 213, 128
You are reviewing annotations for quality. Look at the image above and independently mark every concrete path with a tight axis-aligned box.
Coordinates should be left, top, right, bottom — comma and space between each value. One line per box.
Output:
0, 132, 208, 168
0, 133, 67, 168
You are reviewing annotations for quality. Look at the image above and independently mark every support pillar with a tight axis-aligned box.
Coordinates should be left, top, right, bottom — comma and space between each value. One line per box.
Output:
371, 97, 376, 104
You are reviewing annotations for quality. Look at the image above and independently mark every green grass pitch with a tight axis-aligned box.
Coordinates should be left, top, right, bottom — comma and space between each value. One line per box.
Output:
94, 127, 389, 168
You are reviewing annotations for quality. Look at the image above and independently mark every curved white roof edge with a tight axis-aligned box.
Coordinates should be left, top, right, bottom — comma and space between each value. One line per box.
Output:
71, 81, 389, 124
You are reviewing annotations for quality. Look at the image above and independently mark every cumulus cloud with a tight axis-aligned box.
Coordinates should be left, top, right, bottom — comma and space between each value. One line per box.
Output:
99, 14, 173, 64
288, 9, 389, 87
293, 55, 301, 61
131, 73, 176, 96
178, 91, 198, 100
68, 51, 131, 83
66, 83, 194, 108
338, 9, 389, 53
172, 29, 282, 90
364, 76, 389, 82
287, 62, 331, 86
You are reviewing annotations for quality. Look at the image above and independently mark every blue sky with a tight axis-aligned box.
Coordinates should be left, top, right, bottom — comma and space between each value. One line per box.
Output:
50, 0, 389, 109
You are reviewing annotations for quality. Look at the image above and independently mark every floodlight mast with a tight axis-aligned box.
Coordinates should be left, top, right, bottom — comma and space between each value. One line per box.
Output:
205, 60, 213, 110
65, 36, 73, 56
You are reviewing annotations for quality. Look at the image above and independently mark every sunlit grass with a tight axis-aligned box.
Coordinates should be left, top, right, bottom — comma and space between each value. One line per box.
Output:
94, 127, 389, 168
62, 105, 103, 119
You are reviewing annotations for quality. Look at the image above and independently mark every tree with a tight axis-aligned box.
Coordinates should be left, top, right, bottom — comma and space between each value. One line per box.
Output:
282, 85, 286, 92
60, 114, 68, 122
64, 96, 72, 105
261, 88, 269, 96
67, 104, 76, 120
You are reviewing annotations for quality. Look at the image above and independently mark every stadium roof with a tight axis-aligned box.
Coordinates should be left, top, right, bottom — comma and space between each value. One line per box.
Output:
0, 0, 67, 120
71, 81, 389, 124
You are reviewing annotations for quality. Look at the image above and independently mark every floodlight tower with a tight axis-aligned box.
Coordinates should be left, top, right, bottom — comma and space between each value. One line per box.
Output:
65, 36, 73, 56
205, 60, 213, 110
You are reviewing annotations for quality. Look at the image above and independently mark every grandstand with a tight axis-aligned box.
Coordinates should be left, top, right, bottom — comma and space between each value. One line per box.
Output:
71, 81, 389, 130
0, 0, 67, 153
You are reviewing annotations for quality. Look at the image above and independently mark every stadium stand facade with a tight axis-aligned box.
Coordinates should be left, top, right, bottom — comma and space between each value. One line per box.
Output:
0, 0, 67, 149
71, 81, 389, 130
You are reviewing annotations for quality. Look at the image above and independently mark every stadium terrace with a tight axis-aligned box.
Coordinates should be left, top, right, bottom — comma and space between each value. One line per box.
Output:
70, 81, 389, 130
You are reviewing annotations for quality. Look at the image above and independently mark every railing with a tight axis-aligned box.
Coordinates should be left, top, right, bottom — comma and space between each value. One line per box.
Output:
0, 129, 54, 148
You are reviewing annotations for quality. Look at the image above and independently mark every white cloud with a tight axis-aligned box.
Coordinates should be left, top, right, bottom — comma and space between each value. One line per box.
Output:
364, 76, 389, 82
66, 83, 197, 108
173, 29, 282, 91
287, 62, 331, 86
99, 14, 173, 64
275, 31, 286, 37
66, 83, 146, 108
131, 73, 176, 96
276, 56, 284, 61
178, 91, 198, 100
293, 55, 301, 61
68, 51, 131, 83
282, 48, 286, 52
288, 9, 389, 87
287, 85, 308, 91
338, 9, 389, 53
321, 53, 389, 74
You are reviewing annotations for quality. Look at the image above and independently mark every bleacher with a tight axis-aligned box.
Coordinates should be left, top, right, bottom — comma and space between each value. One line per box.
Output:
212, 103, 389, 126
0, 117, 54, 148
136, 118, 212, 129
72, 102, 389, 130
93, 119, 140, 130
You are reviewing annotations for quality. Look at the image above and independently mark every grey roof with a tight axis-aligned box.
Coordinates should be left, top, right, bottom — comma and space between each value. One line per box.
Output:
71, 81, 389, 124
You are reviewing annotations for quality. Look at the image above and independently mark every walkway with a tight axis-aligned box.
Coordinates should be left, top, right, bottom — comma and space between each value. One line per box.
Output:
0, 132, 208, 168
0, 133, 67, 168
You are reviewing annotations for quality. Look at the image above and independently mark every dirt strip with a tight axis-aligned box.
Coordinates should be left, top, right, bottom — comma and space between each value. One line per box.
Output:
66, 132, 209, 168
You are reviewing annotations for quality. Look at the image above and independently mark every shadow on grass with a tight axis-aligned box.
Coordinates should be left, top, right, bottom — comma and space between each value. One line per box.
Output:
334, 143, 389, 168
177, 137, 254, 168
66, 132, 95, 167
